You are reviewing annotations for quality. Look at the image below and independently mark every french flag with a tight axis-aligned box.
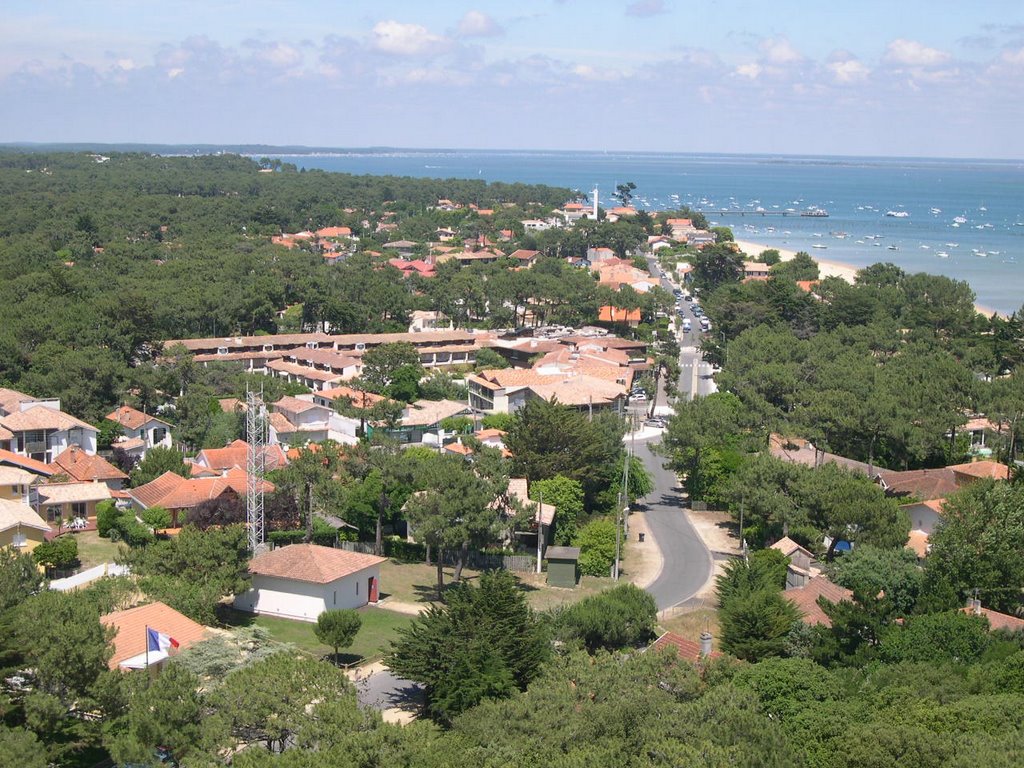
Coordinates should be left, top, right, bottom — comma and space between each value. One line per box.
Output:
146, 627, 180, 654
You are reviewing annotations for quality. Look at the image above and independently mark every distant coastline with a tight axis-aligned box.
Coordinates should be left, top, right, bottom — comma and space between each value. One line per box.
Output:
733, 239, 1005, 319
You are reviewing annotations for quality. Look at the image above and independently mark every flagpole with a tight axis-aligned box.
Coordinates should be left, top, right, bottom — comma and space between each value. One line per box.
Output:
145, 625, 149, 668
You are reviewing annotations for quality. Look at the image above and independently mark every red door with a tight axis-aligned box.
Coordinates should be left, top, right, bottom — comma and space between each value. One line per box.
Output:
368, 576, 378, 603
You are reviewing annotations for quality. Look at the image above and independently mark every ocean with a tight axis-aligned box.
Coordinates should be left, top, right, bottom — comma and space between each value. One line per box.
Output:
268, 150, 1024, 314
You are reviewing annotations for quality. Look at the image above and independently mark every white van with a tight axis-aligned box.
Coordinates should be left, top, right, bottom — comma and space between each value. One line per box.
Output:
682, 319, 692, 332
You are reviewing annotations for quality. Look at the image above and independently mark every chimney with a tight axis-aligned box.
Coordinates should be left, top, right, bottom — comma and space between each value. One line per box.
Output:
699, 631, 713, 658
967, 597, 982, 615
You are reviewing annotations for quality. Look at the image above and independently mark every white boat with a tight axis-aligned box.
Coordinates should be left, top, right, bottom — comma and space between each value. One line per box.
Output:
920, 244, 930, 249
887, 245, 899, 251
930, 207, 942, 214
937, 251, 949, 258
886, 210, 910, 218
945, 243, 958, 247
812, 244, 828, 250
954, 215, 967, 224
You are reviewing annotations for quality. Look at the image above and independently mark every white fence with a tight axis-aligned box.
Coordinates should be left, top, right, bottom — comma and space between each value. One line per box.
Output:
50, 563, 130, 592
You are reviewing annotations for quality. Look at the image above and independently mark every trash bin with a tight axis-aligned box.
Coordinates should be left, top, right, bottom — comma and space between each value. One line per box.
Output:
638, 532, 646, 542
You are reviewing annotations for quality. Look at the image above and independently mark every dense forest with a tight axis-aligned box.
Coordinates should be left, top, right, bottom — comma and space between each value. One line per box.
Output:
0, 152, 671, 421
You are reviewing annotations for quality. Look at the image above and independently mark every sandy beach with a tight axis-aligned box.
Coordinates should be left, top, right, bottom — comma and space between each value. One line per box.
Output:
732, 239, 1003, 318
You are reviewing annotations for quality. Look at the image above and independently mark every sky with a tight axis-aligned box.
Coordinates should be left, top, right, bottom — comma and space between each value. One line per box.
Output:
2, 1, 1023, 159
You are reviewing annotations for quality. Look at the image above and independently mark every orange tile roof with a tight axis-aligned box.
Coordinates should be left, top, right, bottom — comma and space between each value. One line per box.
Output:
598, 306, 642, 323
194, 440, 288, 472
316, 386, 388, 409
105, 405, 169, 431
101, 601, 209, 669
129, 469, 274, 510
651, 631, 721, 663
249, 543, 386, 584
906, 529, 930, 558
315, 226, 352, 238
50, 445, 127, 482
962, 605, 1024, 632
0, 449, 54, 476
0, 387, 35, 415
946, 460, 1010, 481
784, 576, 852, 627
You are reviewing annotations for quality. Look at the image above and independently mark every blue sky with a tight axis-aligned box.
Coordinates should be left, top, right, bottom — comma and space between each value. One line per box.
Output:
2, 1, 1023, 158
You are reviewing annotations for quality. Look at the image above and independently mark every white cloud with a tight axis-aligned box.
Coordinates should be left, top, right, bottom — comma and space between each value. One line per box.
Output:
735, 62, 761, 79
827, 57, 869, 84
371, 20, 450, 56
456, 10, 502, 38
572, 63, 622, 82
885, 39, 950, 67
254, 42, 302, 68
760, 37, 802, 64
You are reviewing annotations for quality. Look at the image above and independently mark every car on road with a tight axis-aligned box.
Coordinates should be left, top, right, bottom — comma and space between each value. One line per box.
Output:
681, 319, 692, 332
630, 392, 648, 402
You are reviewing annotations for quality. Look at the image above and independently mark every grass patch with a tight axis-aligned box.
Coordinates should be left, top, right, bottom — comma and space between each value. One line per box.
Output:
659, 606, 720, 652
377, 558, 615, 613
223, 606, 415, 665
73, 529, 126, 569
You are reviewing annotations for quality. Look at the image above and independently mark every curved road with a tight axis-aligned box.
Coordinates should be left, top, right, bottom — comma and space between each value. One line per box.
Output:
635, 436, 714, 610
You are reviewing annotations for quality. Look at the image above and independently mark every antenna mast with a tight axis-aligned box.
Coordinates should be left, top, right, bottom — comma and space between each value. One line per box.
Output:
246, 386, 267, 553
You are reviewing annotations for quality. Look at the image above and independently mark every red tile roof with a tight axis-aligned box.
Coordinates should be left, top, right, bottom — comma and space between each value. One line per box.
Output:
963, 605, 1024, 632
598, 306, 642, 323
946, 460, 1011, 481
101, 601, 209, 669
50, 445, 128, 482
194, 440, 288, 472
105, 405, 169, 431
651, 631, 721, 663
0, 449, 55, 477
249, 543, 386, 584
784, 576, 853, 627
129, 469, 274, 510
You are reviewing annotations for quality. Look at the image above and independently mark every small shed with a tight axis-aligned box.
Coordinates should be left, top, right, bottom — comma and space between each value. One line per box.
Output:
546, 546, 580, 588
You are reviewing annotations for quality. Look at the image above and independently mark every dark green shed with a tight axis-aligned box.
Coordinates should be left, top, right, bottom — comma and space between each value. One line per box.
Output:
546, 546, 580, 588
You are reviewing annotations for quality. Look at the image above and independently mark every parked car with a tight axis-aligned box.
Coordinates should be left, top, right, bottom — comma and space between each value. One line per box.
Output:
631, 393, 648, 402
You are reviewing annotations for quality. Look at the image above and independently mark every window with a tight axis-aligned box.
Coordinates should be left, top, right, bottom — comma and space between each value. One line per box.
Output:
11, 532, 27, 548
152, 427, 167, 445
263, 344, 274, 352
354, 343, 366, 351
217, 347, 228, 355
71, 502, 86, 518
306, 341, 319, 350
356, 581, 359, 595
333, 590, 337, 605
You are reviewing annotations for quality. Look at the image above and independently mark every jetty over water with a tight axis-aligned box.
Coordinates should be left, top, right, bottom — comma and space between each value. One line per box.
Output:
694, 210, 829, 218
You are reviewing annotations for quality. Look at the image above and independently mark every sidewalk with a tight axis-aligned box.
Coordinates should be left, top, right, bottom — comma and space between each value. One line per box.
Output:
622, 511, 663, 590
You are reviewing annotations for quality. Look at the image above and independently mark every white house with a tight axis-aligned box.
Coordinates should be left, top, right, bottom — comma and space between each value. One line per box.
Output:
105, 405, 172, 460
233, 543, 387, 621
0, 390, 97, 463
269, 395, 360, 447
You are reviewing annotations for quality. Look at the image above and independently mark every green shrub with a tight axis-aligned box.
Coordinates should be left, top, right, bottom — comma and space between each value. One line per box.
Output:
140, 506, 172, 530
576, 518, 618, 577
96, 500, 120, 538
32, 536, 79, 571
557, 583, 657, 652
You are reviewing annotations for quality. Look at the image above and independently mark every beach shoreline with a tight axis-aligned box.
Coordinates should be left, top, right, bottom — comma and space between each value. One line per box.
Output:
732, 238, 1005, 318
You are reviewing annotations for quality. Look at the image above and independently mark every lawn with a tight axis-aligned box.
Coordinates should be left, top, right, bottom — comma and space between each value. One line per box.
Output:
659, 606, 721, 653
223, 606, 415, 665
73, 529, 126, 569
377, 559, 615, 613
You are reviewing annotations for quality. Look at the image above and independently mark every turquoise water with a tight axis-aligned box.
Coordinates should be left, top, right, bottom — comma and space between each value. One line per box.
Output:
272, 151, 1024, 313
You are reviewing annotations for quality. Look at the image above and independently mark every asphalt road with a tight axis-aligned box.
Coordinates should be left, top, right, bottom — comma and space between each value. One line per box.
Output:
634, 436, 714, 610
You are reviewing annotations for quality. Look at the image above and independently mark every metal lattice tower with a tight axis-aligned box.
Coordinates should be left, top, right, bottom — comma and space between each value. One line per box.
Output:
246, 387, 267, 553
